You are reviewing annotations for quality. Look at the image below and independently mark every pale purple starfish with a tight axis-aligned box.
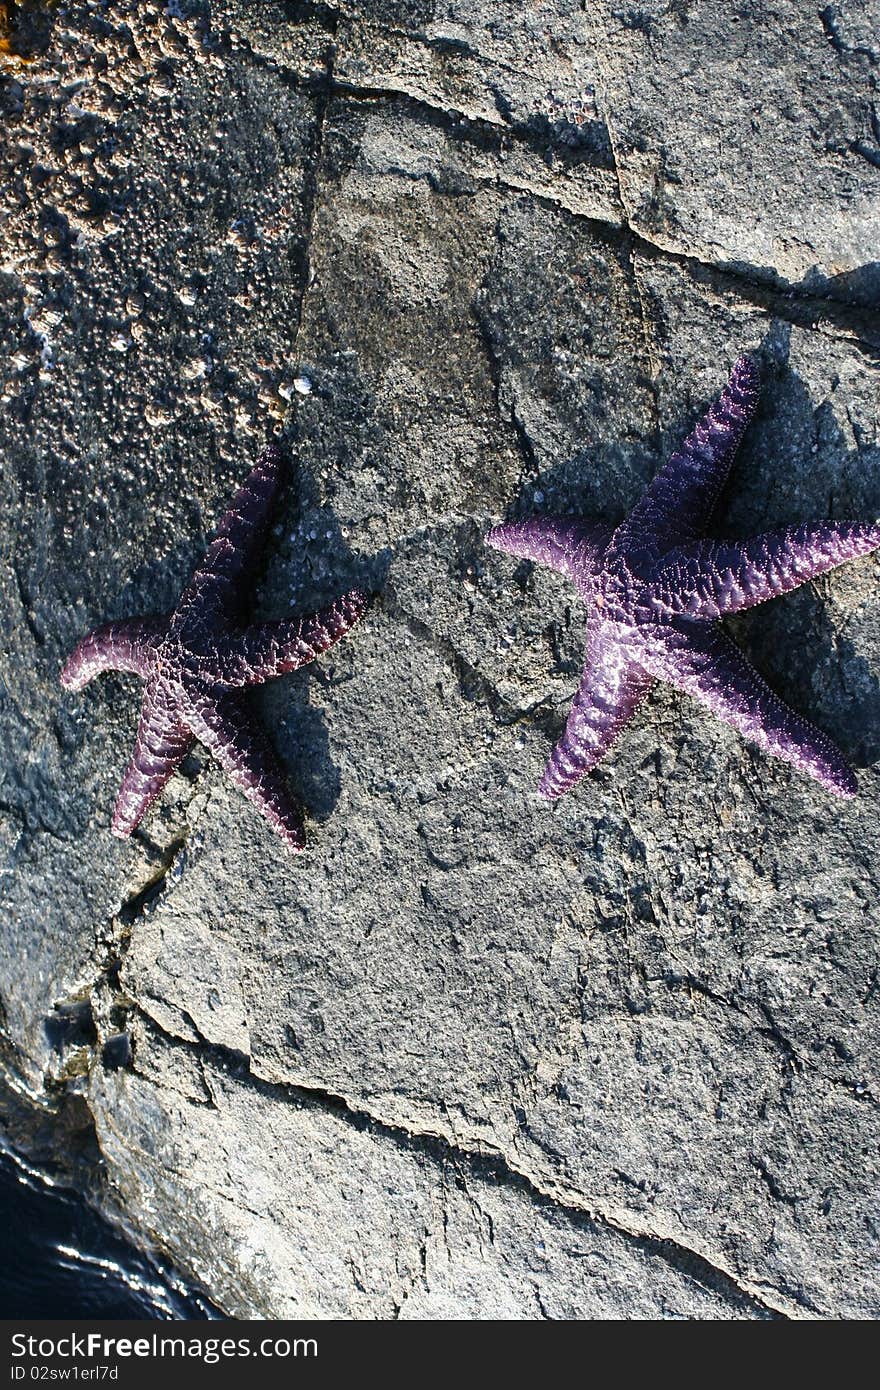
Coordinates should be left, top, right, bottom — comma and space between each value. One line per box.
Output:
61, 443, 367, 853
487, 356, 880, 799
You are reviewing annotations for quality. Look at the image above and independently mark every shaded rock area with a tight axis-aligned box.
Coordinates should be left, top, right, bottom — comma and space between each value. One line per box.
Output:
1, 0, 878, 1319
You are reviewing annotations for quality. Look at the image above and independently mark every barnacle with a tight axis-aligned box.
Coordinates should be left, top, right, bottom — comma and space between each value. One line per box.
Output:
0, 1, 58, 66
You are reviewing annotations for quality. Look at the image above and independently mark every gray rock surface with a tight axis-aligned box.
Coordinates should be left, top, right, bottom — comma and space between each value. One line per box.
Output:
591, 1, 880, 299
1, 0, 878, 1319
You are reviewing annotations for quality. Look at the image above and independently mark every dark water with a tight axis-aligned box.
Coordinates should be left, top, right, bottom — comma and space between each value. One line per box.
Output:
1, 1147, 221, 1319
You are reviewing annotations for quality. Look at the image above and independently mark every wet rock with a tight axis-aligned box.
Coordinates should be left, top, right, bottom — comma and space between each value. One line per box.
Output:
1, 0, 878, 1319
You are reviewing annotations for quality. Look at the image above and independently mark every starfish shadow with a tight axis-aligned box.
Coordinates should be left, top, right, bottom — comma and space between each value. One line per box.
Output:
247, 443, 392, 826
70, 462, 390, 838
114, 541, 210, 620
724, 335, 880, 775
795, 260, 880, 315
496, 437, 647, 536
494, 334, 880, 778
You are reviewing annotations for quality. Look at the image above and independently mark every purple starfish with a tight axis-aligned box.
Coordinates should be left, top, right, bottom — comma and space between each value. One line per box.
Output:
61, 444, 367, 853
487, 356, 880, 800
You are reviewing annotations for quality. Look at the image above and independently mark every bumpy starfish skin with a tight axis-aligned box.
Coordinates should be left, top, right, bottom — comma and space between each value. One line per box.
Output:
488, 356, 880, 800
61, 444, 367, 852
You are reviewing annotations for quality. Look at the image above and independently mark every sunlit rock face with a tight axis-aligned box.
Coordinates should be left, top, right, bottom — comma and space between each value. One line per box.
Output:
1, 0, 879, 1320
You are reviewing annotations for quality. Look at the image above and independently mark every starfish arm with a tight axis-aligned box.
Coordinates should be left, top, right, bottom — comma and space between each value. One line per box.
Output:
639, 624, 857, 797
210, 589, 368, 688
184, 693, 306, 852
176, 443, 287, 629
486, 518, 612, 588
112, 686, 195, 837
539, 635, 653, 799
60, 617, 169, 692
611, 355, 761, 564
642, 522, 880, 620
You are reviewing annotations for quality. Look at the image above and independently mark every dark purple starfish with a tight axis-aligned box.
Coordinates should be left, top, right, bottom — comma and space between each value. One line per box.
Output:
487, 356, 880, 800
61, 444, 367, 853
